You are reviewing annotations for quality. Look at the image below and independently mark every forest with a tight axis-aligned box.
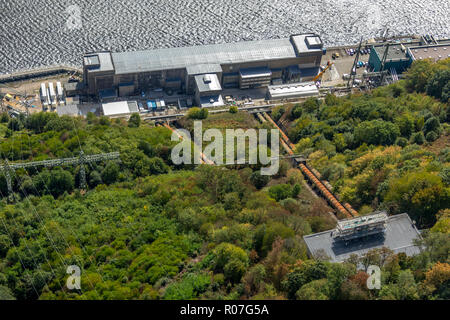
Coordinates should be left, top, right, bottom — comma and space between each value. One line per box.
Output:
0, 58, 448, 300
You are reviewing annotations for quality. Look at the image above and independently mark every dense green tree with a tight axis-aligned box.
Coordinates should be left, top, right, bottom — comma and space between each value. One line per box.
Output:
410, 131, 425, 145
250, 171, 270, 189
290, 104, 303, 120
296, 279, 329, 300
269, 184, 292, 201
423, 116, 440, 135
101, 162, 120, 184
354, 120, 400, 146
426, 69, 450, 102
32, 168, 74, 197
89, 170, 102, 187
128, 113, 141, 128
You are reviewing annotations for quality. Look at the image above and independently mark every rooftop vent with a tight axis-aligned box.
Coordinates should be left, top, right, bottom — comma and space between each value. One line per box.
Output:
203, 75, 212, 83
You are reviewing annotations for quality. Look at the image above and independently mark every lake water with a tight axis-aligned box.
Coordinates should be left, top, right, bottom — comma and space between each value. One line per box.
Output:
0, 0, 449, 74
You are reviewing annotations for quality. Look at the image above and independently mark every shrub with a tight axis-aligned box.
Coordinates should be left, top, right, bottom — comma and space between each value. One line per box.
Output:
426, 131, 439, 142
128, 113, 141, 128
269, 184, 292, 201
426, 69, 450, 102
188, 107, 208, 120
291, 184, 302, 198
410, 132, 425, 145
395, 137, 408, 147
354, 120, 400, 146
211, 243, 249, 274
229, 106, 238, 113
101, 162, 120, 184
290, 104, 303, 119
163, 273, 211, 299
303, 97, 321, 113
224, 258, 247, 283
423, 116, 440, 135
250, 171, 270, 189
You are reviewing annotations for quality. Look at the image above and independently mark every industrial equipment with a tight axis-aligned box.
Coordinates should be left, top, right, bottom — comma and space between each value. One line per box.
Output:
332, 212, 388, 241
312, 61, 334, 82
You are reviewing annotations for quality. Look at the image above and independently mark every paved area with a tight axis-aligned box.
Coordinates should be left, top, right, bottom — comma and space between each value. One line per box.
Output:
321, 47, 370, 86
303, 213, 422, 262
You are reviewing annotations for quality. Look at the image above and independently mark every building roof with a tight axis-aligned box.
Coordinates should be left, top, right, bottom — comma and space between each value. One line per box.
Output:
268, 81, 319, 99
199, 95, 224, 108
303, 213, 422, 262
408, 44, 450, 62
89, 34, 323, 75
195, 74, 222, 93
373, 44, 413, 62
186, 64, 223, 75
102, 101, 138, 116
56, 104, 79, 116
84, 52, 114, 72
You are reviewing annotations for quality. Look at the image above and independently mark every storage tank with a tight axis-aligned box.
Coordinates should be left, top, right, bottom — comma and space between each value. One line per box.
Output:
56, 81, 64, 105
40, 83, 48, 106
48, 82, 56, 106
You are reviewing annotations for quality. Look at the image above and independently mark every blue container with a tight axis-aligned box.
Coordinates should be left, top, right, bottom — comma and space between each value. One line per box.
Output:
147, 100, 157, 110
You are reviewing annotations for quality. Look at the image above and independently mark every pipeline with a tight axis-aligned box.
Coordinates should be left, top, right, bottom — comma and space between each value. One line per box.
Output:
161, 122, 214, 165
262, 112, 296, 151
256, 113, 266, 123
255, 112, 357, 218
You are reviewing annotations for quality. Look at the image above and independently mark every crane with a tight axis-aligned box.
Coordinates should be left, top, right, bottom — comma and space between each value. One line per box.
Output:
313, 61, 334, 82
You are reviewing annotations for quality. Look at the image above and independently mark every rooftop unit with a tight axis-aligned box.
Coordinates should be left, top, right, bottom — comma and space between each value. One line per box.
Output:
332, 211, 388, 241
48, 82, 57, 106
56, 82, 64, 99
40, 83, 48, 105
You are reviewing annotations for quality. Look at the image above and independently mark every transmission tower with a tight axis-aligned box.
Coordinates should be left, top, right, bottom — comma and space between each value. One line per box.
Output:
1, 151, 120, 201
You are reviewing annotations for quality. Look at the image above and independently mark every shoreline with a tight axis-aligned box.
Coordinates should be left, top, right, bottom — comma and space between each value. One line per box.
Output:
0, 65, 82, 84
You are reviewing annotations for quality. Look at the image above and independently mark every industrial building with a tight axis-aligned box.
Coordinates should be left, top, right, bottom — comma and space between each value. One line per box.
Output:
102, 100, 139, 117
82, 34, 324, 107
268, 82, 319, 100
303, 212, 422, 262
368, 38, 450, 73
407, 44, 450, 63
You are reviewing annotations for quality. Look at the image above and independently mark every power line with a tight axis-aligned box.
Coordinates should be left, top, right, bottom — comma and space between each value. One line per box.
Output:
0, 151, 120, 201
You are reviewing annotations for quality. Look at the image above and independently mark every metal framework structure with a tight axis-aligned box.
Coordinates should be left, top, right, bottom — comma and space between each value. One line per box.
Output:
347, 37, 363, 88
1, 151, 120, 201
332, 211, 388, 241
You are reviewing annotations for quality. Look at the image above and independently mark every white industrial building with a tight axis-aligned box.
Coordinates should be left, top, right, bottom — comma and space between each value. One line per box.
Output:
268, 82, 319, 100
102, 101, 139, 116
